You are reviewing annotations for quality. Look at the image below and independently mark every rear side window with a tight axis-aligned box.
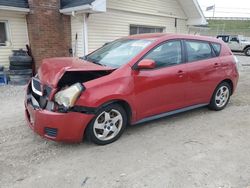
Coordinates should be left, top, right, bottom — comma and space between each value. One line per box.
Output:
211, 43, 221, 56
185, 40, 213, 62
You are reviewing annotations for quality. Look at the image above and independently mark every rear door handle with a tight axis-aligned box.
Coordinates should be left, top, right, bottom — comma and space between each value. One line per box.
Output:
177, 70, 184, 74
213, 63, 220, 68
177, 70, 184, 77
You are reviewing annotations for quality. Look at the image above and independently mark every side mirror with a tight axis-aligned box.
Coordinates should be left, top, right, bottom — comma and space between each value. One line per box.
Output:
137, 59, 156, 70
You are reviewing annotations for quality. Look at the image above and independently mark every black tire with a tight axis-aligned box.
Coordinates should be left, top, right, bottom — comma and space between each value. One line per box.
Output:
9, 74, 31, 85
9, 56, 33, 66
8, 79, 30, 85
12, 49, 27, 56
9, 69, 32, 75
9, 65, 32, 70
208, 82, 232, 111
86, 104, 127, 145
9, 74, 32, 80
244, 47, 250, 56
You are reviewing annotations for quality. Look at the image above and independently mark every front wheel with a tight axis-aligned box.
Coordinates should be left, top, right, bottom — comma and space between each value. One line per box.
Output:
86, 104, 127, 145
209, 82, 231, 111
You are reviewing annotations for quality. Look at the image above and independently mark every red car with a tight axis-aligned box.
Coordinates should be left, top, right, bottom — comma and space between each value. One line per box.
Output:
25, 33, 239, 145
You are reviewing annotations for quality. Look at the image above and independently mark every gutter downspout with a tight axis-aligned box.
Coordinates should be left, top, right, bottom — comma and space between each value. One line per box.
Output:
83, 13, 89, 56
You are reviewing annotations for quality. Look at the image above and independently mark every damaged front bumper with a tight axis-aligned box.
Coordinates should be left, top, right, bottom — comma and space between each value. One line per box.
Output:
25, 79, 95, 142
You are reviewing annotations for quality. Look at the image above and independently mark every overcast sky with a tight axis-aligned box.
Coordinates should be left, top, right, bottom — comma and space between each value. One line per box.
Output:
198, 0, 250, 18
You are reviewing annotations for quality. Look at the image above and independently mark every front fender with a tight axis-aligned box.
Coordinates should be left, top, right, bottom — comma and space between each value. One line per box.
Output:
74, 67, 137, 119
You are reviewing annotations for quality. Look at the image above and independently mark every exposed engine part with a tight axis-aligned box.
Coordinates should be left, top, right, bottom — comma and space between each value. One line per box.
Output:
57, 71, 112, 88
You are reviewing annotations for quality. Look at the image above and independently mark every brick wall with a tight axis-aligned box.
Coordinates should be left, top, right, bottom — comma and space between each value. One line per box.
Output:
26, 0, 71, 69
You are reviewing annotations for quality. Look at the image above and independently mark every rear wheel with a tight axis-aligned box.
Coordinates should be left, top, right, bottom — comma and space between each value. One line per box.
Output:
244, 47, 250, 56
209, 82, 231, 111
86, 104, 127, 145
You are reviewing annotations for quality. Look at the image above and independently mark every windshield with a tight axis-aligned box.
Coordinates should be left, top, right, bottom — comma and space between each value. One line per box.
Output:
85, 39, 153, 68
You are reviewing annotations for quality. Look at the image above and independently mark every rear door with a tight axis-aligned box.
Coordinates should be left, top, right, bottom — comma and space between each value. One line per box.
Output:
184, 40, 222, 105
133, 40, 189, 120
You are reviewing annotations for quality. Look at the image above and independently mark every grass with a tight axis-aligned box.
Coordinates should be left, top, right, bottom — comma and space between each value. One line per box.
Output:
206, 20, 250, 37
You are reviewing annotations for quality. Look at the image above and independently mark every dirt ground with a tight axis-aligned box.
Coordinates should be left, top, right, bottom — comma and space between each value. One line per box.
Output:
0, 55, 250, 188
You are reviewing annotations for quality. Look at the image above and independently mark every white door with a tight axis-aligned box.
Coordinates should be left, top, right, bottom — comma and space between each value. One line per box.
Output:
228, 36, 241, 51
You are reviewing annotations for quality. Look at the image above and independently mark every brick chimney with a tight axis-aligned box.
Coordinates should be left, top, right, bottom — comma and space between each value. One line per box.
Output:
26, 0, 71, 69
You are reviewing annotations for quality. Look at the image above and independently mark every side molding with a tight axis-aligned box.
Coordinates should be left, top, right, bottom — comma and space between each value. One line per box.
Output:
133, 103, 208, 125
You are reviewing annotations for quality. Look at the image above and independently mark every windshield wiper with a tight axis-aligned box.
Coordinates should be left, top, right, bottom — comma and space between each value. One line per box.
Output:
86, 57, 106, 66
93, 61, 105, 66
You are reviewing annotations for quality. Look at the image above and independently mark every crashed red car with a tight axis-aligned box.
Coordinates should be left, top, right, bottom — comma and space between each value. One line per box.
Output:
25, 33, 239, 145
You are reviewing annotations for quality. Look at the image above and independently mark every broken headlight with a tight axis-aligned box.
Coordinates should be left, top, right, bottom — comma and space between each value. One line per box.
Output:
54, 83, 84, 109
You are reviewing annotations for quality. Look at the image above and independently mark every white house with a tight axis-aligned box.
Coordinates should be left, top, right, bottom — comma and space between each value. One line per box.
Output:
0, 0, 29, 67
0, 0, 207, 68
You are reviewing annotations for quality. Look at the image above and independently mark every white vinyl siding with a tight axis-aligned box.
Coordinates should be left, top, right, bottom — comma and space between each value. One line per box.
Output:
107, 0, 187, 19
71, 16, 85, 57
71, 0, 189, 54
88, 8, 188, 52
0, 11, 29, 68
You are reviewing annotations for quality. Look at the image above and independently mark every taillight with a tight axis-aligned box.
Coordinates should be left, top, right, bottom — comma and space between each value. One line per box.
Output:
233, 55, 239, 64
233, 55, 239, 72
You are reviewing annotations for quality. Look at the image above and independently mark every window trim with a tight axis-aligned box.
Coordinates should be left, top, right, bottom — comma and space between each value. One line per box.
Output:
0, 20, 11, 47
183, 39, 216, 63
211, 42, 222, 57
129, 24, 165, 35
132, 39, 185, 70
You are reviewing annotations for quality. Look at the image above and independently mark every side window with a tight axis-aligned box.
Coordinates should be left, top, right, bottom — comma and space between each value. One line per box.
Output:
211, 43, 221, 56
0, 21, 8, 46
144, 41, 182, 68
217, 36, 229, 43
230, 36, 239, 43
185, 41, 213, 62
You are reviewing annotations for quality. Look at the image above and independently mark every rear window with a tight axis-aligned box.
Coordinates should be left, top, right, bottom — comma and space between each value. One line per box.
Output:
217, 36, 229, 43
211, 43, 221, 56
185, 40, 213, 62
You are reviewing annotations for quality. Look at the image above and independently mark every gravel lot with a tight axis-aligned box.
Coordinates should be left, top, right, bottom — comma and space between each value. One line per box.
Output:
0, 55, 250, 188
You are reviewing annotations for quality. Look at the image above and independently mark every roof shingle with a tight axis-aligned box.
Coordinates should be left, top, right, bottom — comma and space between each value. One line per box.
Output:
61, 0, 95, 9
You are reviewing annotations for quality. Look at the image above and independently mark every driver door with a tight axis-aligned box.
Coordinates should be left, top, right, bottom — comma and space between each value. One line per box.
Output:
132, 40, 189, 120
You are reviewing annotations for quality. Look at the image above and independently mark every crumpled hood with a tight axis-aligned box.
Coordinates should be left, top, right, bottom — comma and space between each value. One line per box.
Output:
38, 57, 114, 87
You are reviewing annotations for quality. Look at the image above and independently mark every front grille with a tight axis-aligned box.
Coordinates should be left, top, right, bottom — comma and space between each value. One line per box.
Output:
44, 127, 58, 138
29, 77, 53, 109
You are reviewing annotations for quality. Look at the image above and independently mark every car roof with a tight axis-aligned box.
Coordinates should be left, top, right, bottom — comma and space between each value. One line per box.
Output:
126, 33, 222, 44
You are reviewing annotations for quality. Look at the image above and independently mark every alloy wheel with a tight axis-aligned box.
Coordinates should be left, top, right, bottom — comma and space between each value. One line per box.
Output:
215, 86, 230, 108
93, 109, 123, 141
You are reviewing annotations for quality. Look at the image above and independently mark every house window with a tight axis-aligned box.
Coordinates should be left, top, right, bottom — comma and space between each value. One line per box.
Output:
130, 25, 164, 35
0, 21, 8, 46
